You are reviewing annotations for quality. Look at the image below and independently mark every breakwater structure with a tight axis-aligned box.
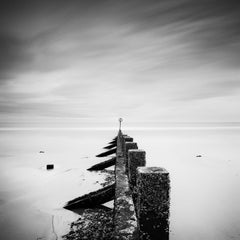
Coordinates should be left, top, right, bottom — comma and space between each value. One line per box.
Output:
64, 129, 170, 240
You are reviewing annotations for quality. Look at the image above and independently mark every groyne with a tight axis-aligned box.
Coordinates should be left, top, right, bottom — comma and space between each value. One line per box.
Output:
65, 130, 170, 240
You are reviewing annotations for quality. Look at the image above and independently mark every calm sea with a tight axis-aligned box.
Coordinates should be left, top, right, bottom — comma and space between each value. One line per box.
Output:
0, 126, 240, 240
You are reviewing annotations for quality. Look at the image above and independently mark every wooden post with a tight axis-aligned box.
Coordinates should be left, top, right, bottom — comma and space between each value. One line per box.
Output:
125, 142, 138, 172
128, 150, 146, 187
125, 142, 138, 155
136, 167, 170, 240
124, 137, 133, 142
114, 131, 138, 239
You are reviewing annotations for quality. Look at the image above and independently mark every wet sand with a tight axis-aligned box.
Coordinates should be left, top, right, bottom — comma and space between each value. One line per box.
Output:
0, 129, 115, 240
0, 127, 240, 240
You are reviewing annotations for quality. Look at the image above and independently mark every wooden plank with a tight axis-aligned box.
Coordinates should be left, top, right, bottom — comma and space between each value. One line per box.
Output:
87, 157, 116, 171
64, 184, 115, 209
96, 148, 116, 157
104, 143, 117, 149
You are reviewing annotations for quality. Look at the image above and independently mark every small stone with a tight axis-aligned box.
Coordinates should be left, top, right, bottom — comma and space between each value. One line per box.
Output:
46, 164, 54, 170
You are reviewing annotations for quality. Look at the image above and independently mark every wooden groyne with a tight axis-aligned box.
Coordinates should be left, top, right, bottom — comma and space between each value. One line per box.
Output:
114, 132, 138, 239
64, 130, 170, 240
64, 184, 115, 209
87, 157, 116, 171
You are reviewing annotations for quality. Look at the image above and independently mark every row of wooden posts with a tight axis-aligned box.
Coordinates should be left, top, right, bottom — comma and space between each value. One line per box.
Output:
65, 131, 170, 240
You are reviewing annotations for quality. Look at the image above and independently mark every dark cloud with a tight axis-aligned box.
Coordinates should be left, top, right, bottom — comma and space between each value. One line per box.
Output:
0, 0, 240, 80
0, 34, 32, 80
121, 0, 240, 52
1, 0, 240, 44
0, 0, 240, 123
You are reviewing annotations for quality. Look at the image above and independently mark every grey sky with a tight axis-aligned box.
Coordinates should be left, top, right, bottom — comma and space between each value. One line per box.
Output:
0, 0, 240, 127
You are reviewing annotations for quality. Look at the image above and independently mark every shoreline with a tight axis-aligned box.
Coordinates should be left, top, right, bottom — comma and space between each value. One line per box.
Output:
0, 129, 240, 240
0, 162, 114, 240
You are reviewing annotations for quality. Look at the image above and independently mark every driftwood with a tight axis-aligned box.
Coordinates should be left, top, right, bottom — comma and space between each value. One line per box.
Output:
96, 148, 116, 157
87, 157, 116, 171
64, 184, 115, 209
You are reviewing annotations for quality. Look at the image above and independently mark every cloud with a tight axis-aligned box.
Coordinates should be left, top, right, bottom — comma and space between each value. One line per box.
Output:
1, 0, 240, 79
0, 34, 32, 80
172, 68, 240, 101
0, 0, 240, 125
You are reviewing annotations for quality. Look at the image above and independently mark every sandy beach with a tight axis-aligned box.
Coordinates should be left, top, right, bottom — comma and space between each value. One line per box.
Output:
0, 127, 240, 240
0, 129, 115, 240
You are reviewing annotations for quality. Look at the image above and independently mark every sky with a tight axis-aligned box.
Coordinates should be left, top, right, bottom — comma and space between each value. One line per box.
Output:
0, 0, 240, 128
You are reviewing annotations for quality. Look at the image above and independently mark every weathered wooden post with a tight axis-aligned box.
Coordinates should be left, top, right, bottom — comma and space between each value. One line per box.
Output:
136, 167, 170, 240
124, 136, 134, 142
125, 142, 138, 154
114, 131, 138, 239
125, 142, 138, 172
128, 150, 146, 187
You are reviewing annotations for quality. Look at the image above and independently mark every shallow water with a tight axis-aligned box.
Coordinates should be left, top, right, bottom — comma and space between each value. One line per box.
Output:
0, 127, 240, 240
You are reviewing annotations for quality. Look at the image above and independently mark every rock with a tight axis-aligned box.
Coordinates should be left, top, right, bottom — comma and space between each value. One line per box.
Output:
62, 209, 114, 240
46, 164, 54, 170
